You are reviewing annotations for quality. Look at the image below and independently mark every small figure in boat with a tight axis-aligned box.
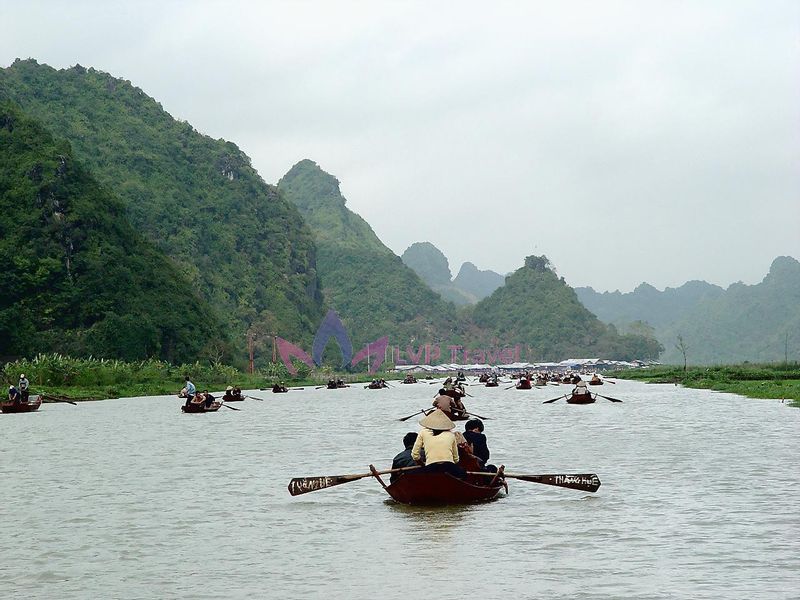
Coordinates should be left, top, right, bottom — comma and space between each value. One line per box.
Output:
590, 374, 602, 385
232, 386, 244, 400
456, 371, 466, 382
573, 379, 590, 397
181, 376, 196, 407
271, 382, 288, 393
432, 393, 456, 417
200, 390, 215, 408
463, 419, 491, 464
336, 378, 345, 388
411, 409, 465, 478
327, 378, 337, 389
403, 373, 417, 384
390, 432, 419, 483
18, 373, 29, 403
442, 377, 454, 391
8, 385, 21, 405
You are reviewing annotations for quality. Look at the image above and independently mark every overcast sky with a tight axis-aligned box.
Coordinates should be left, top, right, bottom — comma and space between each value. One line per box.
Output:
2, 1, 798, 292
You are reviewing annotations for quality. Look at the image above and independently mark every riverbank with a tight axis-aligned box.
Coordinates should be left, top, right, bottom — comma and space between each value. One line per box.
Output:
1, 354, 412, 401
612, 364, 800, 405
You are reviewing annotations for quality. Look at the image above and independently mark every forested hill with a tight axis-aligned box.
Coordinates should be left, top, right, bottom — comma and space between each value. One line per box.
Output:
575, 258, 800, 364
659, 257, 800, 364
0, 59, 325, 354
278, 160, 469, 348
575, 280, 724, 328
472, 256, 664, 361
0, 102, 228, 362
453, 261, 505, 301
401, 242, 504, 305
401, 242, 475, 306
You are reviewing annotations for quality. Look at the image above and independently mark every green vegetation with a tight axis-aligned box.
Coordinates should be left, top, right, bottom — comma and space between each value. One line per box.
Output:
0, 354, 412, 400
0, 60, 325, 359
472, 255, 663, 360
614, 363, 800, 404
0, 103, 227, 363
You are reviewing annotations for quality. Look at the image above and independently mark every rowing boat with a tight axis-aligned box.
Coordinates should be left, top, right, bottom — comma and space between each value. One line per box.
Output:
1, 395, 42, 414
181, 401, 222, 413
566, 393, 596, 405
369, 465, 506, 505
515, 379, 532, 390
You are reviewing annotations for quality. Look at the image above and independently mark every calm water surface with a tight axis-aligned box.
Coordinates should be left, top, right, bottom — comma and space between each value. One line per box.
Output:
1, 379, 798, 599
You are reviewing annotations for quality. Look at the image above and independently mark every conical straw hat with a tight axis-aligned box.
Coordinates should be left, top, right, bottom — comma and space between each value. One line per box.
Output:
419, 409, 455, 431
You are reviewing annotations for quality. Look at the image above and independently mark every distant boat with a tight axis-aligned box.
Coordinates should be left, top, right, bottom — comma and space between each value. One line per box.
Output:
1, 395, 42, 414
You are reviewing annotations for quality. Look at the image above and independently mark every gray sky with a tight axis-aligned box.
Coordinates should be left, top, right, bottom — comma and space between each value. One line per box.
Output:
2, 1, 798, 292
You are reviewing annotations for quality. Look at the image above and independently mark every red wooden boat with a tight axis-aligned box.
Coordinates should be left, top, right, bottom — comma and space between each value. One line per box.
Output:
566, 393, 596, 405
369, 465, 506, 505
181, 401, 222, 413
1, 395, 42, 414
484, 381, 499, 387
516, 379, 532, 390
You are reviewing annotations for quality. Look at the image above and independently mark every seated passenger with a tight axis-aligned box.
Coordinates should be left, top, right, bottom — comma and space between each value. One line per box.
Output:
223, 386, 236, 401
390, 432, 420, 483
411, 409, 465, 478
463, 418, 498, 473
573, 379, 590, 396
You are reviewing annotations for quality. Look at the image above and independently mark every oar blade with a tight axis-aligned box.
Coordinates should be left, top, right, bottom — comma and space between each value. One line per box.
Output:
543, 395, 566, 404
598, 394, 623, 403
509, 473, 601, 493
287, 474, 366, 496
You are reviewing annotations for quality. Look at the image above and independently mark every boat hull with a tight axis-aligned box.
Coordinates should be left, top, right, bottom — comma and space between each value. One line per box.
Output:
381, 471, 504, 505
181, 401, 222, 413
1, 395, 42, 414
566, 393, 596, 405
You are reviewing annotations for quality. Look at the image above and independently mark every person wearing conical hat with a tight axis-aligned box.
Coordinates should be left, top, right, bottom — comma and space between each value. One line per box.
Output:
411, 409, 463, 477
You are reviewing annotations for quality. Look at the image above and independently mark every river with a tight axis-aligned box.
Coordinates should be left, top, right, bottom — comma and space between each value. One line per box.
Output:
1, 379, 798, 599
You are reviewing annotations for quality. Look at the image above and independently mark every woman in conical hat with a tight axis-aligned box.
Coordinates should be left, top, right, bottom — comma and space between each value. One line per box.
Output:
410, 410, 463, 477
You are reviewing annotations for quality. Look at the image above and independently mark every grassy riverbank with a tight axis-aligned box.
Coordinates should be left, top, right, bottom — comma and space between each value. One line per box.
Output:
613, 363, 800, 405
0, 354, 410, 401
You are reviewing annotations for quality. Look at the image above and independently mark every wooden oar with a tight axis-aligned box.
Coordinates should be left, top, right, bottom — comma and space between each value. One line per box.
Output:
595, 393, 623, 403
288, 466, 421, 496
221, 403, 242, 411
542, 394, 568, 404
41, 394, 78, 405
398, 409, 426, 422
315, 386, 327, 390
464, 411, 491, 420
245, 395, 265, 401
503, 384, 517, 390
468, 471, 601, 493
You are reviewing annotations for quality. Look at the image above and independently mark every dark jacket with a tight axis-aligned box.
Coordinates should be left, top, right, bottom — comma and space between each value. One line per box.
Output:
464, 430, 490, 463
390, 447, 418, 483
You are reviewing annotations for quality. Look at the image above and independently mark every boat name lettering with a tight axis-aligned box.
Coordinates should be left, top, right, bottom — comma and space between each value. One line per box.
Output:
289, 477, 333, 495
554, 475, 599, 486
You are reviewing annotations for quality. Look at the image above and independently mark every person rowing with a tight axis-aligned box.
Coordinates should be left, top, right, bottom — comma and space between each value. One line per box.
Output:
18, 373, 29, 403
572, 378, 590, 398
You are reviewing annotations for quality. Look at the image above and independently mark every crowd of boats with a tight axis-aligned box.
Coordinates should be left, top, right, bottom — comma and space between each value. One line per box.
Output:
3, 368, 613, 505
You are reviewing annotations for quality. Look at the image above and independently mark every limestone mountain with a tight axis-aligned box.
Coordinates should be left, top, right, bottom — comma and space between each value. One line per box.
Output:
401, 242, 504, 306
453, 262, 505, 300
658, 257, 800, 364
401, 242, 476, 305
472, 255, 663, 361
401, 242, 452, 287
0, 102, 228, 362
576, 258, 800, 364
278, 160, 467, 349
575, 280, 724, 329
0, 59, 325, 354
